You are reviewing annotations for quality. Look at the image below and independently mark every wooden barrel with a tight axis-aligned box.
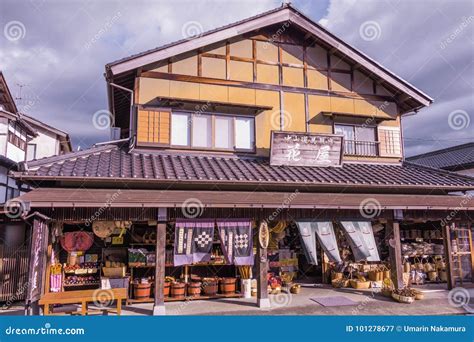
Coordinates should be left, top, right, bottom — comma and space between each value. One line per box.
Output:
171, 282, 186, 299
164, 282, 171, 297
187, 282, 202, 296
219, 277, 236, 294
134, 283, 151, 299
202, 278, 218, 296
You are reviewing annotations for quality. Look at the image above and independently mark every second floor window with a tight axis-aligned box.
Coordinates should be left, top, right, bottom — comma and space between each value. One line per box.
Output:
7, 123, 27, 151
171, 112, 255, 151
334, 124, 378, 156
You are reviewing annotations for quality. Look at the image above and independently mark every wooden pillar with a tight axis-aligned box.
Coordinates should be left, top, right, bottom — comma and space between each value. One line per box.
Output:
386, 219, 403, 289
152, 222, 166, 315
256, 241, 270, 308
442, 223, 455, 290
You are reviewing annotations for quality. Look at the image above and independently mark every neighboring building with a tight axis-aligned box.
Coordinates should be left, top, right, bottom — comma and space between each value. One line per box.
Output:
0, 72, 72, 203
11, 4, 474, 315
407, 142, 474, 177
21, 114, 71, 161
0, 72, 71, 305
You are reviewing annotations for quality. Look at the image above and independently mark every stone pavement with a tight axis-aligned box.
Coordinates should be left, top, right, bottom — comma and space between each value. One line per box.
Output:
2, 283, 471, 316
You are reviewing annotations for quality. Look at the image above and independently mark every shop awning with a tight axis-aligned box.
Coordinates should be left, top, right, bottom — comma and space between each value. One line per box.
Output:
16, 188, 474, 210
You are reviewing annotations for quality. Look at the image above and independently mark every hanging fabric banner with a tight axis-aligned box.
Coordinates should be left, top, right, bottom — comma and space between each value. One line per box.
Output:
296, 221, 341, 265
217, 219, 254, 265
313, 221, 342, 263
296, 221, 318, 265
340, 221, 380, 261
173, 219, 215, 266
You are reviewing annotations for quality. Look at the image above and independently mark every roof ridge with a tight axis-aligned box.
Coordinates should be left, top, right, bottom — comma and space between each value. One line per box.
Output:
403, 160, 474, 183
105, 4, 285, 68
22, 144, 120, 170
407, 142, 474, 160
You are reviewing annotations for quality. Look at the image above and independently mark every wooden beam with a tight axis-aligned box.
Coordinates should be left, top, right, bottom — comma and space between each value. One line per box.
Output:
442, 223, 455, 290
152, 223, 166, 315
256, 233, 270, 308
386, 218, 403, 289
140, 71, 398, 103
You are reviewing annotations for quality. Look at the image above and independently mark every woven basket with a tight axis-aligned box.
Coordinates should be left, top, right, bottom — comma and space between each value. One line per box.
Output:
350, 279, 371, 289
392, 293, 415, 304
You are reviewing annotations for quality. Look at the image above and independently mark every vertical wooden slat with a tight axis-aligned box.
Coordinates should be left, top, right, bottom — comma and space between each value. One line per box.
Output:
443, 223, 455, 290
256, 233, 270, 308
153, 223, 166, 315
386, 219, 403, 289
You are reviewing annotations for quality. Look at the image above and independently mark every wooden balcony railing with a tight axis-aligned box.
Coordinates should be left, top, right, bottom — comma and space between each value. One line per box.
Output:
343, 140, 380, 157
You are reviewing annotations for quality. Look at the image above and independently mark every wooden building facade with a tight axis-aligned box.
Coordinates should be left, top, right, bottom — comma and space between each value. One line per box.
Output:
9, 4, 474, 315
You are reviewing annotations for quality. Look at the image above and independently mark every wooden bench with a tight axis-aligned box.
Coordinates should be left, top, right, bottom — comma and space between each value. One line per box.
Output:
39, 288, 127, 316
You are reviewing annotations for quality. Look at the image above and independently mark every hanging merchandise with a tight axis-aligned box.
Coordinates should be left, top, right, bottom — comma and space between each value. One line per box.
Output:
340, 221, 380, 262
296, 221, 342, 265
60, 231, 94, 252
217, 219, 254, 265
92, 221, 115, 239
173, 219, 215, 266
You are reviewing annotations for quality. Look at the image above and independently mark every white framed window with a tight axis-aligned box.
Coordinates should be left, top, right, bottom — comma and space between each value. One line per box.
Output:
214, 116, 233, 149
171, 111, 255, 152
235, 117, 255, 150
192, 115, 212, 148
171, 113, 190, 146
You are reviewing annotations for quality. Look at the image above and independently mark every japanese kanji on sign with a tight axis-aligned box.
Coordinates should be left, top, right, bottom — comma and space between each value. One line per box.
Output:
270, 131, 344, 167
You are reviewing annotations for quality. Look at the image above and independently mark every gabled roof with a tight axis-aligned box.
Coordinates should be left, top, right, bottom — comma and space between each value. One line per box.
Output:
12, 143, 474, 192
21, 114, 72, 153
0, 71, 18, 114
407, 143, 474, 171
105, 3, 432, 109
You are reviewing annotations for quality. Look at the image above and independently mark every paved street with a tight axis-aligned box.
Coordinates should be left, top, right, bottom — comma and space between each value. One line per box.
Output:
2, 284, 472, 316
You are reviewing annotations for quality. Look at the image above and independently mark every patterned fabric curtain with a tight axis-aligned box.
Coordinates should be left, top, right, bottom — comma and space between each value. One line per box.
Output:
173, 219, 215, 266
217, 219, 254, 266
296, 220, 341, 265
340, 221, 380, 261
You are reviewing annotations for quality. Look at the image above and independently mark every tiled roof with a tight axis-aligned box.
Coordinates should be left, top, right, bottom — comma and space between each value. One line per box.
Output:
14, 144, 474, 191
407, 143, 474, 171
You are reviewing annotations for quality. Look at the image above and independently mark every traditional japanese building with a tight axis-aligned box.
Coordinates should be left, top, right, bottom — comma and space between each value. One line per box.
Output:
10, 4, 474, 315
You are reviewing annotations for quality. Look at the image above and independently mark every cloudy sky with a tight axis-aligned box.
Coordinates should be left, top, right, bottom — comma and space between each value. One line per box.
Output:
0, 0, 472, 156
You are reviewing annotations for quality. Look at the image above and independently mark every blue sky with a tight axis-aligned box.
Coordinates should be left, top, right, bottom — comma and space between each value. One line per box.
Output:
0, 0, 472, 156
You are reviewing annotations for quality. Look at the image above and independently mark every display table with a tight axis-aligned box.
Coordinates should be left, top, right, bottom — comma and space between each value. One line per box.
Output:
39, 288, 127, 315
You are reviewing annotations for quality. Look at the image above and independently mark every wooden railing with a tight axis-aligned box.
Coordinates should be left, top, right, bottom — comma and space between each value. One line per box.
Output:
343, 140, 380, 157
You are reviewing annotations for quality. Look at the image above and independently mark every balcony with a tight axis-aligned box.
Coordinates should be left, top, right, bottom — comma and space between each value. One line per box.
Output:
343, 140, 379, 157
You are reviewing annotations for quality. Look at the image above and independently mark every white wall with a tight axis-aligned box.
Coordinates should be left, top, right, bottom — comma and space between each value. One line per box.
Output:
27, 127, 60, 160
